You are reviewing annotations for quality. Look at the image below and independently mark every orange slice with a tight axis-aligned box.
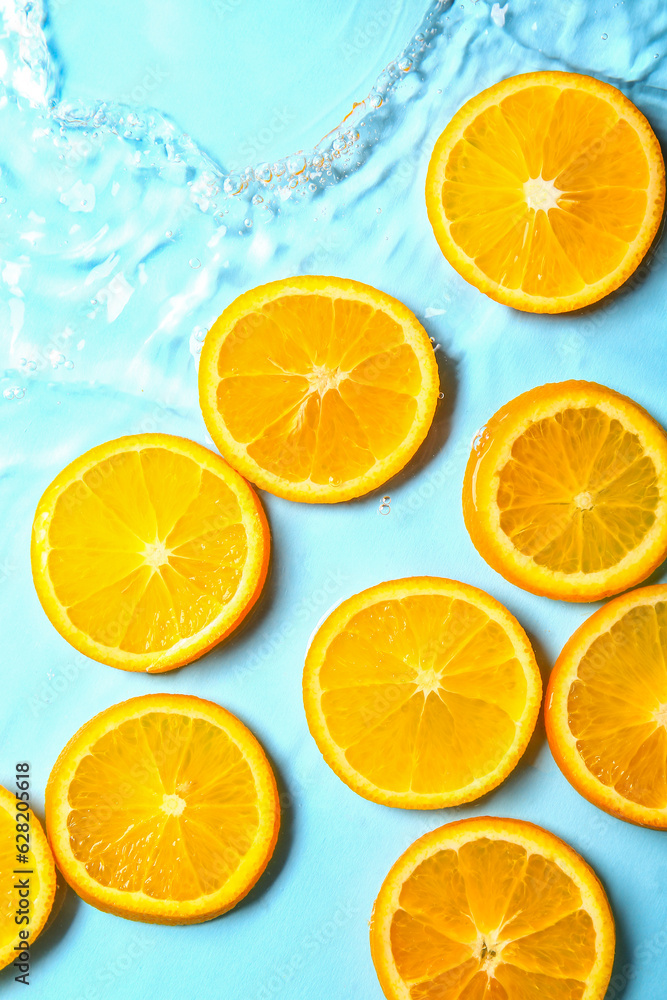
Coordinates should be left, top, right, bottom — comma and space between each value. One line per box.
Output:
198, 275, 439, 503
302, 577, 541, 809
31, 433, 269, 672
426, 71, 665, 313
463, 381, 667, 602
45, 693, 280, 924
546, 584, 667, 829
0, 784, 56, 972
370, 816, 615, 1000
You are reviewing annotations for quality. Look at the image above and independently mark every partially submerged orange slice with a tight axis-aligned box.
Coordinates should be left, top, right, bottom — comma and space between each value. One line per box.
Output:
463, 381, 667, 601
426, 71, 665, 313
303, 577, 541, 808
45, 694, 280, 924
31, 434, 269, 672
198, 276, 440, 503
546, 585, 667, 829
0, 784, 56, 972
371, 816, 615, 1000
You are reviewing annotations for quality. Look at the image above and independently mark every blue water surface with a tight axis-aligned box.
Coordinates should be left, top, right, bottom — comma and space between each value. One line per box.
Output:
1, 1, 667, 998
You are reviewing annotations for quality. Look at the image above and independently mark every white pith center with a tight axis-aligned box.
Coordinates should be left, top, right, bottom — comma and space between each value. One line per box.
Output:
414, 666, 442, 696
655, 704, 667, 728
523, 175, 561, 213
475, 932, 506, 973
144, 539, 170, 569
161, 793, 186, 817
574, 491, 595, 511
308, 364, 344, 394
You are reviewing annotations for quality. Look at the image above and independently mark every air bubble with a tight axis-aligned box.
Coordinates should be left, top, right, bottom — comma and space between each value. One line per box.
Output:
601, 32, 608, 39
165, 230, 173, 238
64, 360, 74, 370
369, 94, 383, 109
244, 219, 253, 229
438, 391, 444, 399
252, 194, 264, 205
223, 174, 243, 195
379, 496, 391, 515
189, 257, 201, 269
256, 162, 272, 183
287, 155, 306, 175
398, 57, 412, 72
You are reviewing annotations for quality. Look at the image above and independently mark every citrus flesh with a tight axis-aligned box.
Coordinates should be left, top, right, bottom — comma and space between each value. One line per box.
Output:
0, 784, 56, 971
303, 577, 541, 809
426, 71, 665, 313
546, 584, 667, 829
45, 694, 280, 924
371, 816, 615, 1000
31, 434, 269, 672
198, 276, 440, 503
463, 381, 667, 602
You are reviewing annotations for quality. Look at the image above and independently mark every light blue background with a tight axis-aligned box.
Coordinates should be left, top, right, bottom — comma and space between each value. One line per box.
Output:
1, 1, 667, 998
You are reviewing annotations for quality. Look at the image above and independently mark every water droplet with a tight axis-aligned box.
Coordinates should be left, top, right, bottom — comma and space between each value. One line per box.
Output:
308, 183, 317, 192
244, 219, 253, 229
165, 230, 173, 238
438, 391, 445, 399
655, 53, 660, 59
379, 496, 391, 515
332, 137, 346, 152
26, 360, 36, 371
398, 57, 412, 72
601, 32, 608, 40
223, 174, 243, 195
252, 194, 264, 206
288, 177, 298, 189
64, 360, 74, 370
189, 257, 201, 269
19, 358, 26, 366
287, 155, 306, 175
0, 197, 6, 205
369, 94, 383, 109
3, 388, 14, 400
256, 162, 272, 183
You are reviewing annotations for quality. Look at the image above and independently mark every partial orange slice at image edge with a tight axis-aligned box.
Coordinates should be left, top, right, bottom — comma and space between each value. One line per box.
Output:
370, 816, 615, 1000
546, 584, 667, 829
0, 784, 56, 972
